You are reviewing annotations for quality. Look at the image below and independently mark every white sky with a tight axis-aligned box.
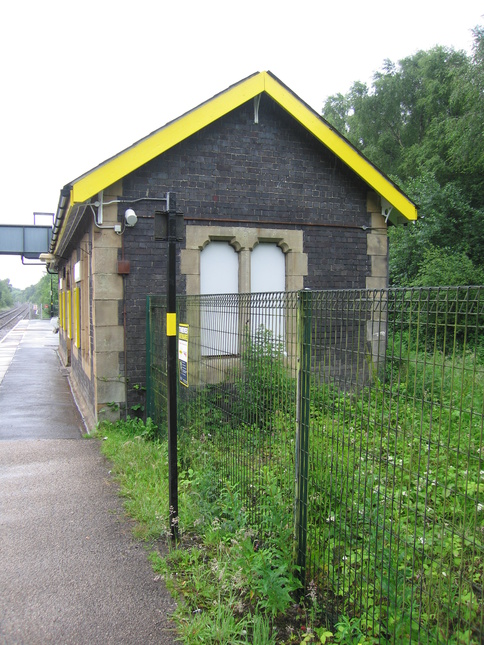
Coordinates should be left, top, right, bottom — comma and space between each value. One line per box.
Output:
0, 0, 482, 289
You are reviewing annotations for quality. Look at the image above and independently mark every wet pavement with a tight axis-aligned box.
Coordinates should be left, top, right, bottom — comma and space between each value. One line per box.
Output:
0, 321, 176, 644
0, 320, 83, 439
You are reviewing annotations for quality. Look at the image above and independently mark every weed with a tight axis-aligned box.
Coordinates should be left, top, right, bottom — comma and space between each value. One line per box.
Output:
92, 419, 168, 540
95, 317, 484, 643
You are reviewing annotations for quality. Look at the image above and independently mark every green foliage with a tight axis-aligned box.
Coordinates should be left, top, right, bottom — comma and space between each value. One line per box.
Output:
0, 278, 14, 309
149, 469, 300, 641
130, 383, 146, 418
305, 347, 484, 643
234, 326, 296, 431
94, 317, 484, 643
21, 273, 59, 317
322, 31, 484, 287
91, 415, 301, 643
411, 246, 484, 287
174, 595, 249, 644
177, 316, 483, 642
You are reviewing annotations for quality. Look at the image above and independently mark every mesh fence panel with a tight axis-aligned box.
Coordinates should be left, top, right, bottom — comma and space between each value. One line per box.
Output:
305, 288, 483, 642
175, 292, 299, 533
146, 295, 168, 434
147, 287, 483, 643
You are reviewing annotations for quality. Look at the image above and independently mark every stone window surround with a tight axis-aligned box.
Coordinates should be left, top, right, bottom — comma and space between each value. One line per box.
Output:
181, 225, 308, 295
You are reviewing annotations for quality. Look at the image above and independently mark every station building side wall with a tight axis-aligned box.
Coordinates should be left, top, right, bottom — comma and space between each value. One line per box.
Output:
117, 97, 377, 409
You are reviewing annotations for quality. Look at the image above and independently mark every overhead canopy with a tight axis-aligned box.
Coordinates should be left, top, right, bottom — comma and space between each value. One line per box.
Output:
0, 225, 52, 259
51, 71, 417, 253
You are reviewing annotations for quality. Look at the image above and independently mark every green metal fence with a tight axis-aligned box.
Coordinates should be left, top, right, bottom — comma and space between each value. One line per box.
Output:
147, 287, 484, 643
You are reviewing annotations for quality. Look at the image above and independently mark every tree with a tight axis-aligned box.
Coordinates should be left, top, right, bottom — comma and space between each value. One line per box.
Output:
0, 279, 14, 309
20, 273, 58, 317
412, 246, 484, 287
446, 26, 484, 192
322, 32, 484, 286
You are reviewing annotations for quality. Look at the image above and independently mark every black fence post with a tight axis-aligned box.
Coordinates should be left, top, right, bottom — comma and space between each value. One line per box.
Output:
166, 192, 178, 540
295, 289, 311, 586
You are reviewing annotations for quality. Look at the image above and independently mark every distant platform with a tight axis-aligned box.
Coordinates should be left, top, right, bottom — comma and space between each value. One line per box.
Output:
0, 320, 85, 440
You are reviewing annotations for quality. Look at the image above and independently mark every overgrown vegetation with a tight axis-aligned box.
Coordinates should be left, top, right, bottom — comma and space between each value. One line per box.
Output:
95, 318, 483, 644
304, 361, 483, 643
322, 26, 484, 287
0, 273, 58, 314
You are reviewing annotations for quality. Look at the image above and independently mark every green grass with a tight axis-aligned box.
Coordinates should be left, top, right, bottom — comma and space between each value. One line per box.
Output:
93, 416, 170, 540
92, 340, 483, 644
92, 419, 306, 644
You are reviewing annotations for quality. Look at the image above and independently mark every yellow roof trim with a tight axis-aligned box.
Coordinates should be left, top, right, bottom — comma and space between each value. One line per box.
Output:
71, 73, 266, 205
263, 74, 417, 221
68, 71, 416, 222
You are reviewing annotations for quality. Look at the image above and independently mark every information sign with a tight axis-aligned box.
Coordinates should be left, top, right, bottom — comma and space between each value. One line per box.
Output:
178, 324, 189, 387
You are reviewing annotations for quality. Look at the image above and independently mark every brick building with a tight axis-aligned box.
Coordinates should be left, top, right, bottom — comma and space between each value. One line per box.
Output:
46, 71, 417, 429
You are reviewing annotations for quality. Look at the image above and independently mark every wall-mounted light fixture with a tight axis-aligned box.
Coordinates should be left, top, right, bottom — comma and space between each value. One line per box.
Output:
124, 208, 138, 227
39, 253, 56, 263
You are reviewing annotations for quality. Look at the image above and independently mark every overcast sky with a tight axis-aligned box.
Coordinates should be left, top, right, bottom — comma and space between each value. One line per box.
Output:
0, 0, 482, 289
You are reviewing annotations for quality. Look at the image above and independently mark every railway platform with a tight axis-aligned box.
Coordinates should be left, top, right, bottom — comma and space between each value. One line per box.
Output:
0, 319, 84, 439
0, 320, 176, 644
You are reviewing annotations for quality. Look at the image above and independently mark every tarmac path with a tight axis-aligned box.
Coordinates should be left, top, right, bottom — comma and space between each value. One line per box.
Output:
0, 321, 176, 644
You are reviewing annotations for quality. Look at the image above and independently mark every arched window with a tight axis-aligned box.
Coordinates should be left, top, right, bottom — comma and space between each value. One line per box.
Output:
200, 241, 238, 295
200, 242, 238, 355
250, 243, 285, 293
250, 243, 285, 344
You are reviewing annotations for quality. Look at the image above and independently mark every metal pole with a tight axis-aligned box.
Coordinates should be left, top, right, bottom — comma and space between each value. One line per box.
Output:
166, 192, 178, 540
295, 289, 311, 586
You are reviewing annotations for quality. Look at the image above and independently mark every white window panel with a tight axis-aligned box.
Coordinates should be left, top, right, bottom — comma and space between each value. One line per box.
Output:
200, 242, 238, 355
250, 243, 285, 344
200, 241, 238, 295
251, 243, 285, 293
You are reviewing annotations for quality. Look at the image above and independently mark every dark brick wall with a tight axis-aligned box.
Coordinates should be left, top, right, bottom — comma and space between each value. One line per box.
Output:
120, 95, 371, 406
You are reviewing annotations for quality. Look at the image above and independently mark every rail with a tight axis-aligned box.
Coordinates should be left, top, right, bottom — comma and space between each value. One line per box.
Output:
0, 304, 30, 335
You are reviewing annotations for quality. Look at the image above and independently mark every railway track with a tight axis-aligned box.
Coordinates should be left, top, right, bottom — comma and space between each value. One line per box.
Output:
0, 304, 30, 339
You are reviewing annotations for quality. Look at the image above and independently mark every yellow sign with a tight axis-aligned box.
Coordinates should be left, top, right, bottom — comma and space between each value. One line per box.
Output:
166, 312, 177, 336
